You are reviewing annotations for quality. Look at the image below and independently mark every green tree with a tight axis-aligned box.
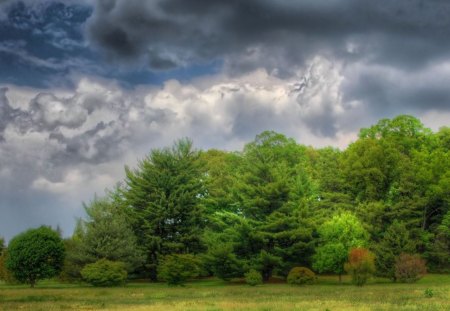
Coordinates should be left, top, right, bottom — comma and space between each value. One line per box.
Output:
200, 149, 242, 215
313, 212, 368, 282
426, 211, 450, 271
230, 131, 315, 280
6, 226, 65, 287
374, 221, 416, 281
119, 138, 206, 279
65, 198, 145, 279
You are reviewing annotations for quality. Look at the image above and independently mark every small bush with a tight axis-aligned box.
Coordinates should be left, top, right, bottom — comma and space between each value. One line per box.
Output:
344, 248, 376, 286
395, 253, 427, 283
157, 254, 201, 286
424, 288, 434, 298
81, 259, 127, 287
245, 269, 263, 286
287, 267, 316, 285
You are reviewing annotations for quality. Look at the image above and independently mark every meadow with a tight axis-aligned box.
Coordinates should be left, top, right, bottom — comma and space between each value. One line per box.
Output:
0, 274, 449, 311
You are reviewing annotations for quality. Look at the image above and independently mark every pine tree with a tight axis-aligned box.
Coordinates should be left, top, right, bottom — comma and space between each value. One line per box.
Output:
119, 138, 206, 279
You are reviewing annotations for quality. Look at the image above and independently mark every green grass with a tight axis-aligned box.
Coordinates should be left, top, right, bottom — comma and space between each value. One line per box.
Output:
0, 274, 449, 310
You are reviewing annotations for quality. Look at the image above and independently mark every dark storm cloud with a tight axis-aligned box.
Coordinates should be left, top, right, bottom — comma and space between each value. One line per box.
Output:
86, 0, 450, 72
82, 0, 450, 137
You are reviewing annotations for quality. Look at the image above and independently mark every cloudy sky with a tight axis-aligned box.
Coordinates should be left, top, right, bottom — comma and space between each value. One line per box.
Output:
1, 0, 450, 240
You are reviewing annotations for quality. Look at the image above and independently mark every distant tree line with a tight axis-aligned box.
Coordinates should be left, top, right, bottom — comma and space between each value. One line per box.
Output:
1, 115, 449, 287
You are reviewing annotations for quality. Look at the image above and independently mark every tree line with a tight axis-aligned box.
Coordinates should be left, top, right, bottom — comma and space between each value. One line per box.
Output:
1, 115, 449, 287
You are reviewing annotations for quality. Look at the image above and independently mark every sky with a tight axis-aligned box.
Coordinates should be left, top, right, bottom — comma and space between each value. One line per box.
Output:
1, 0, 450, 241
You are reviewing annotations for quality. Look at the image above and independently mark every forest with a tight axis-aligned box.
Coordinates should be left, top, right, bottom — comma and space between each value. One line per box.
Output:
1, 114, 449, 288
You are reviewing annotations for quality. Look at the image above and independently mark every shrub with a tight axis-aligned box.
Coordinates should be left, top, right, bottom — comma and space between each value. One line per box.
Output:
204, 244, 243, 281
81, 259, 127, 287
157, 254, 201, 286
395, 253, 427, 283
245, 269, 263, 286
287, 267, 316, 285
344, 248, 376, 286
424, 288, 434, 298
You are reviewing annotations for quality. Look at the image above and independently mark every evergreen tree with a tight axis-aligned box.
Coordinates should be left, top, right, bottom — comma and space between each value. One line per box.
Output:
374, 220, 416, 281
119, 138, 206, 279
64, 198, 145, 280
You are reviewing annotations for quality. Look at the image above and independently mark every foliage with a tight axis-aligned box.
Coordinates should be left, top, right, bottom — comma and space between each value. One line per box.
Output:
66, 198, 144, 279
287, 267, 316, 285
344, 248, 376, 286
313, 212, 368, 282
0, 249, 16, 284
245, 269, 263, 286
426, 211, 450, 272
374, 221, 416, 281
6, 226, 65, 287
157, 254, 202, 285
395, 253, 427, 283
81, 259, 127, 287
55, 115, 450, 284
203, 243, 243, 281
119, 138, 206, 280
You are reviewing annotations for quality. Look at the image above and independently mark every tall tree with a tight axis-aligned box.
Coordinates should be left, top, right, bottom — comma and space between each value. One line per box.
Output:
119, 138, 206, 279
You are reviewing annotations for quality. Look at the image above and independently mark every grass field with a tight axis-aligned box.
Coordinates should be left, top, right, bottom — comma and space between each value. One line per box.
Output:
0, 274, 449, 311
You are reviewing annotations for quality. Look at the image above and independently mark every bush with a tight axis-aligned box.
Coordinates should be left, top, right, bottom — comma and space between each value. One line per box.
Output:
424, 288, 434, 298
287, 267, 316, 285
81, 259, 127, 287
204, 244, 243, 281
245, 269, 263, 286
395, 253, 427, 283
344, 248, 376, 286
157, 254, 201, 286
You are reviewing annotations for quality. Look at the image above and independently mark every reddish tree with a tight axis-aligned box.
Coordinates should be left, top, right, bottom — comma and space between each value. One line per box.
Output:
344, 248, 375, 286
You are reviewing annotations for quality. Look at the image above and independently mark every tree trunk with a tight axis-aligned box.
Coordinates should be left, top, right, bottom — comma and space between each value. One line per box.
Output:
338, 273, 342, 283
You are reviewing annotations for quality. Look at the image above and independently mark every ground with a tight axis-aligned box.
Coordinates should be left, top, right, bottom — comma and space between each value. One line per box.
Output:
0, 274, 449, 310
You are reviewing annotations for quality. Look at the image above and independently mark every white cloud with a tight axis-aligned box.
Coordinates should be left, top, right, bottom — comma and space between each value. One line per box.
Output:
2, 55, 450, 239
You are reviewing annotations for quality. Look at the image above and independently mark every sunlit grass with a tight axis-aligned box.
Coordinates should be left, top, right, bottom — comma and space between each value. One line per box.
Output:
0, 274, 449, 310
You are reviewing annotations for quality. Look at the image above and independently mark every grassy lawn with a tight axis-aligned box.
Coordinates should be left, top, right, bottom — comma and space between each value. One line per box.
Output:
0, 274, 449, 311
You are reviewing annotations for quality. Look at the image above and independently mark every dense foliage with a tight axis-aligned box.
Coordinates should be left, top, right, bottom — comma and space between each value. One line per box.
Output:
81, 259, 127, 287
313, 212, 368, 282
4, 115, 448, 285
6, 227, 65, 287
287, 267, 316, 285
157, 254, 202, 285
62, 198, 145, 280
245, 269, 263, 286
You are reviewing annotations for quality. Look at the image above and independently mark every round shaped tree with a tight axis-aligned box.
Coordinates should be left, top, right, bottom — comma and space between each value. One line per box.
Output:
6, 226, 65, 287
